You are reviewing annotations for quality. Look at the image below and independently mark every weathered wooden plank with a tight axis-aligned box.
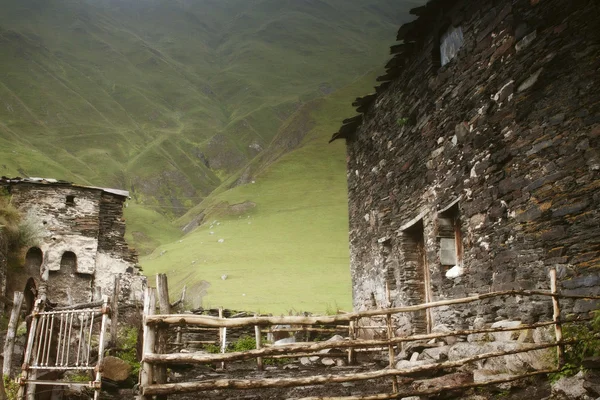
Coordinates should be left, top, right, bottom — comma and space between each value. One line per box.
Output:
138, 288, 156, 400
143, 321, 557, 365
2, 292, 24, 377
142, 342, 563, 395
155, 274, 170, 399
292, 369, 558, 400
145, 290, 600, 328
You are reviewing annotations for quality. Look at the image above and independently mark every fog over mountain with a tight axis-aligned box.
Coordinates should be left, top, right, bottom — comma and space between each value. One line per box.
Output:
0, 0, 423, 311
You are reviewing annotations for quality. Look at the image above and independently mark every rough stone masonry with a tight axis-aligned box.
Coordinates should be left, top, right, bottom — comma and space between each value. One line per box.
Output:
1, 178, 145, 306
333, 0, 600, 334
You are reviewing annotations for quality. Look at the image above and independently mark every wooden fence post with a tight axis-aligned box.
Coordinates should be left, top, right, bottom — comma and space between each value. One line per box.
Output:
110, 275, 120, 348
138, 288, 156, 400
219, 308, 226, 370
347, 319, 356, 365
3, 292, 24, 377
254, 314, 263, 371
94, 296, 111, 400
550, 268, 564, 367
18, 298, 43, 400
385, 282, 398, 393
175, 285, 186, 348
386, 313, 398, 393
0, 365, 7, 400
155, 274, 170, 399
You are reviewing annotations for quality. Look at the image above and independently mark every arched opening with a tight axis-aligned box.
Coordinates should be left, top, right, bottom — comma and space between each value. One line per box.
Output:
25, 247, 43, 270
60, 251, 77, 271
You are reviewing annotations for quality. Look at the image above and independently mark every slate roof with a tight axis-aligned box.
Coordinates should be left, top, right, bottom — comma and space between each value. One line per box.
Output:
330, 0, 450, 142
0, 176, 130, 198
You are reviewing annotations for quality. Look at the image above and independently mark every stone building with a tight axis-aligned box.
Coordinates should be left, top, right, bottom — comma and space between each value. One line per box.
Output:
1, 177, 145, 307
332, 0, 599, 334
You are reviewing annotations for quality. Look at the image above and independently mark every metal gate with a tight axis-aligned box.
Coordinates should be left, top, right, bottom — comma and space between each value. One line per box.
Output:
18, 296, 111, 400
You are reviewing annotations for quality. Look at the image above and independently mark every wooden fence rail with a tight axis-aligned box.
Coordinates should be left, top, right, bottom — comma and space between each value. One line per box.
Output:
141, 341, 571, 396
137, 269, 600, 399
144, 289, 600, 328
143, 319, 559, 365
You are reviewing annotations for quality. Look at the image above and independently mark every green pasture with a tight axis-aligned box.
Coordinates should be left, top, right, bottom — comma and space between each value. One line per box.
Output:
141, 74, 379, 314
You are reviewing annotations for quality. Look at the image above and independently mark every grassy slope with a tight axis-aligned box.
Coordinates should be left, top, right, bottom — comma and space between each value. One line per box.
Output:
0, 0, 413, 253
0, 0, 402, 189
0, 0, 424, 311
141, 74, 378, 314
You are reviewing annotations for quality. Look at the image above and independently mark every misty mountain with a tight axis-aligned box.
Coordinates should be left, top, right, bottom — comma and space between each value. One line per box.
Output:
0, 0, 417, 215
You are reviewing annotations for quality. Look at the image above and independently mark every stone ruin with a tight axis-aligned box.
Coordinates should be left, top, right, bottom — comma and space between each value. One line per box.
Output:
0, 177, 146, 308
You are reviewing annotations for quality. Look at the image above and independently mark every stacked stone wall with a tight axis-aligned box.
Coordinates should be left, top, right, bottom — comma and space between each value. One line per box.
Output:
7, 184, 101, 275
347, 0, 600, 331
97, 193, 144, 301
98, 193, 138, 264
1, 181, 144, 305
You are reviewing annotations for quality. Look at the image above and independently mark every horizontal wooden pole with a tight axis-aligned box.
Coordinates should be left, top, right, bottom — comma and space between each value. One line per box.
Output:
144, 321, 556, 365
148, 314, 348, 327
292, 369, 559, 400
142, 341, 563, 395
180, 327, 219, 332
167, 341, 218, 345
261, 328, 347, 333
268, 353, 347, 359
357, 326, 389, 330
146, 290, 600, 328
53, 301, 104, 311
263, 341, 317, 348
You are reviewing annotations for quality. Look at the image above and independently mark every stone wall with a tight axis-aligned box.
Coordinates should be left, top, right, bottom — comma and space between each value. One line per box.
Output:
2, 180, 144, 305
97, 193, 145, 301
345, 0, 600, 333
9, 184, 101, 275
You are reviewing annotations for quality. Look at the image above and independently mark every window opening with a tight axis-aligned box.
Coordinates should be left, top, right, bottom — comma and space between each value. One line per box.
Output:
438, 203, 463, 268
60, 251, 77, 271
440, 25, 464, 67
25, 247, 43, 269
66, 195, 75, 206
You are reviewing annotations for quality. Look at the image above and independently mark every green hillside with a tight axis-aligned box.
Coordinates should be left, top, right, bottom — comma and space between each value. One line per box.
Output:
0, 0, 423, 312
0, 0, 413, 211
142, 74, 378, 314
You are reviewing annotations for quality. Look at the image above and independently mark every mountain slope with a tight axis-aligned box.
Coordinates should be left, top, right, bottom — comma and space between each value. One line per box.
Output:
0, 0, 415, 217
0, 0, 426, 311
141, 73, 381, 313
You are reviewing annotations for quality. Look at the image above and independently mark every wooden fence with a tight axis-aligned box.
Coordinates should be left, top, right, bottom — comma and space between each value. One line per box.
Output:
2, 276, 122, 400
137, 269, 600, 399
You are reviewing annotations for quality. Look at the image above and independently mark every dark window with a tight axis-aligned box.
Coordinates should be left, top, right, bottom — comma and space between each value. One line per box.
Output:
440, 25, 464, 67
66, 195, 75, 206
25, 247, 43, 269
60, 251, 77, 271
438, 203, 463, 266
